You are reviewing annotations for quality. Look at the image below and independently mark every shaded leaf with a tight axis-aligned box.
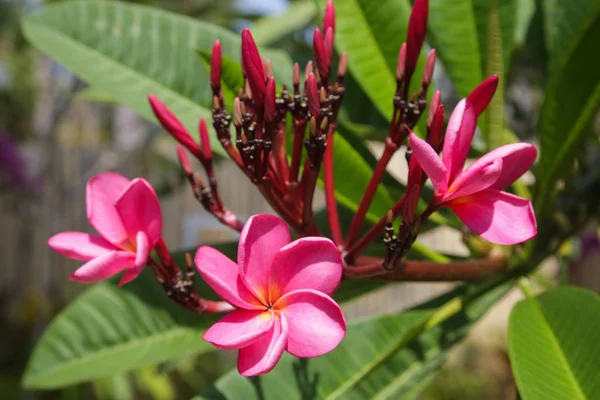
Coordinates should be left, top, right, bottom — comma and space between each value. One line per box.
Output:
250, 2, 317, 47
508, 286, 600, 399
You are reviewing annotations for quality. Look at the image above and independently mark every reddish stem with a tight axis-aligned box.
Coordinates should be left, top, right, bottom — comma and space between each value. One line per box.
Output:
344, 194, 406, 263
343, 257, 507, 281
324, 132, 343, 248
301, 159, 319, 229
346, 138, 399, 248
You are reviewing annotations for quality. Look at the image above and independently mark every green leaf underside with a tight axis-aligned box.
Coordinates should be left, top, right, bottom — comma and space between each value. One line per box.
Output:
535, 5, 600, 214
199, 281, 512, 400
508, 287, 600, 400
21, 1, 293, 155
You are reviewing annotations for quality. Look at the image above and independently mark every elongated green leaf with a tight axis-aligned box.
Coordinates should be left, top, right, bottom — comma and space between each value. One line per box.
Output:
508, 286, 600, 400
22, 271, 218, 389
250, 1, 317, 47
199, 280, 511, 399
428, 0, 482, 99
534, 7, 600, 215
21, 1, 292, 154
75, 86, 115, 103
313, 0, 426, 121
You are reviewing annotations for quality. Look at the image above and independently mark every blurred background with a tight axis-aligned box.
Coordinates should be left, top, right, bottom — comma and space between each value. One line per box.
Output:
1, 0, 598, 398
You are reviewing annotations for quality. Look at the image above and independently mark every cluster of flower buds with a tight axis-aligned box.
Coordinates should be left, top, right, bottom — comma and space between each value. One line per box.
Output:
146, 0, 537, 280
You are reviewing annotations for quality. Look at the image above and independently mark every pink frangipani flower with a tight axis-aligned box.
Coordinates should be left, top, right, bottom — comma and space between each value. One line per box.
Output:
409, 94, 537, 245
195, 214, 346, 376
48, 172, 162, 285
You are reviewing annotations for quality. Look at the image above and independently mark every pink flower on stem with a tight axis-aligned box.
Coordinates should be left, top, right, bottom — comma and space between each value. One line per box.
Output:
409, 95, 537, 244
195, 214, 346, 376
48, 172, 162, 285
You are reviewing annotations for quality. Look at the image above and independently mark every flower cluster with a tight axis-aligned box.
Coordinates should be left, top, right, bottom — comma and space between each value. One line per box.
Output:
48, 0, 539, 377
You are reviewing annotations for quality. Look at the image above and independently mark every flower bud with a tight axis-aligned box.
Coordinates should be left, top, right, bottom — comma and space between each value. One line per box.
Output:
406, 0, 428, 73
423, 49, 436, 86
199, 119, 213, 161
313, 28, 330, 82
265, 77, 277, 122
241, 29, 266, 106
323, 0, 335, 35
305, 73, 320, 119
148, 94, 200, 155
396, 42, 407, 82
210, 40, 222, 92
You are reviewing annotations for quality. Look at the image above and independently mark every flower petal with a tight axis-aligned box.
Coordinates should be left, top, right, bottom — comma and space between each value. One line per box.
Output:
115, 178, 162, 247
470, 143, 537, 191
409, 132, 448, 193
48, 232, 117, 261
86, 172, 130, 246
204, 309, 273, 350
442, 99, 477, 183
276, 289, 346, 358
238, 214, 291, 302
237, 314, 288, 376
134, 231, 149, 268
444, 159, 502, 201
70, 251, 135, 283
195, 246, 263, 310
269, 237, 342, 301
118, 264, 145, 286
448, 189, 537, 245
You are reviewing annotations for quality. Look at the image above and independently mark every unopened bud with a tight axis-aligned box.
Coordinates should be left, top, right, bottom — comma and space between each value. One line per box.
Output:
293, 62, 300, 87
233, 97, 243, 126
176, 145, 193, 176
241, 28, 266, 106
305, 60, 313, 79
396, 43, 407, 81
210, 40, 222, 92
313, 28, 330, 82
305, 73, 320, 118
265, 77, 277, 122
265, 59, 274, 78
428, 90, 441, 127
338, 51, 348, 78
323, 0, 336, 35
198, 119, 213, 161
428, 104, 444, 150
324, 27, 334, 61
406, 0, 428, 72
423, 49, 436, 86
148, 94, 200, 154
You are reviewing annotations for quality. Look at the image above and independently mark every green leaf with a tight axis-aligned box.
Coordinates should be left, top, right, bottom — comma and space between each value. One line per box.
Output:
21, 1, 292, 155
75, 86, 115, 103
428, 0, 482, 99
313, 0, 427, 121
21, 271, 219, 390
250, 1, 317, 47
534, 6, 600, 215
200, 280, 511, 399
508, 286, 600, 400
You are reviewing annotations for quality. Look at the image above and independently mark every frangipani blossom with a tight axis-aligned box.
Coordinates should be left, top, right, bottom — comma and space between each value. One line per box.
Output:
195, 214, 346, 376
409, 98, 537, 245
48, 172, 162, 285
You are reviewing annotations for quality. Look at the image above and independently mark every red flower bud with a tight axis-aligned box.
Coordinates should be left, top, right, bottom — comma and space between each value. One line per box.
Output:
305, 73, 320, 119
313, 28, 330, 82
396, 42, 407, 81
324, 27, 334, 62
428, 90, 441, 127
265, 77, 277, 122
406, 0, 428, 73
293, 62, 300, 87
241, 29, 266, 107
467, 74, 499, 116
323, 0, 335, 35
198, 119, 213, 161
210, 40, 222, 92
423, 49, 436, 86
176, 145, 193, 176
427, 104, 444, 151
148, 94, 200, 155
